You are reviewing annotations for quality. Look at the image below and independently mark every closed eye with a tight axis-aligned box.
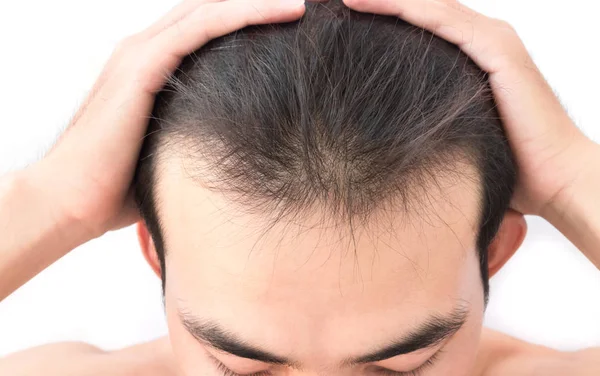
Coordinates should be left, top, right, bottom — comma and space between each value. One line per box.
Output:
371, 349, 443, 376
208, 352, 272, 376
210, 349, 443, 376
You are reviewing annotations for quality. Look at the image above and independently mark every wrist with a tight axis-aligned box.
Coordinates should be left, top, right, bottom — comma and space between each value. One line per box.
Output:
541, 141, 600, 266
545, 140, 600, 215
20, 162, 99, 246
0, 167, 95, 299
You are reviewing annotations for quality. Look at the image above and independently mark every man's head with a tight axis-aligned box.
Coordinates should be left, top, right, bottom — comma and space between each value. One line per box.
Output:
133, 1, 526, 375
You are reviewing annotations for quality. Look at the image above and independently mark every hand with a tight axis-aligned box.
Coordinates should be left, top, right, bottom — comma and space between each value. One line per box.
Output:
28, 0, 306, 239
342, 0, 600, 218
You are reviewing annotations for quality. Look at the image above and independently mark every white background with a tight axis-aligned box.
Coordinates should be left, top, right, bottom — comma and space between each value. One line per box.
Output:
0, 0, 599, 357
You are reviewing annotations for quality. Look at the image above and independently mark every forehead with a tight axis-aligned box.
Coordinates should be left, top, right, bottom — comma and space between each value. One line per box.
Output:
155, 157, 482, 346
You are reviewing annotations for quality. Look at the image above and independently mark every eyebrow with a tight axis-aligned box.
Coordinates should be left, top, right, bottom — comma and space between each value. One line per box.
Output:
179, 304, 469, 370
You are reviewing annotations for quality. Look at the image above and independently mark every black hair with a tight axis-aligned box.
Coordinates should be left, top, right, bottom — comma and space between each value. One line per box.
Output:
134, 0, 516, 305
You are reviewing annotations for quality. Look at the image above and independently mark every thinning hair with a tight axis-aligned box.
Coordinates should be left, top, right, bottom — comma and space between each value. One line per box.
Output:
133, 0, 516, 304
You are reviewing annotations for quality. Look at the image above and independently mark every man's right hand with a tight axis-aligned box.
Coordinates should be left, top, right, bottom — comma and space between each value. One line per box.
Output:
28, 0, 306, 240
0, 0, 306, 301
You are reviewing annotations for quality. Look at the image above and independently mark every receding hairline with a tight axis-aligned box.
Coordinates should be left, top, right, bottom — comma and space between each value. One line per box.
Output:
151, 140, 483, 233
148, 148, 483, 270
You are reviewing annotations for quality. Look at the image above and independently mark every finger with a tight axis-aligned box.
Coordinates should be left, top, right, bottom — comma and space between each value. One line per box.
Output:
61, 0, 306, 150
128, 0, 305, 93
66, 0, 226, 130
71, 0, 305, 131
153, 0, 306, 59
343, 0, 578, 150
343, 0, 520, 73
137, 0, 225, 41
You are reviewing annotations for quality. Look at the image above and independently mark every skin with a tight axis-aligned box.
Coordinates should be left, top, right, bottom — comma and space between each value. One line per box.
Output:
0, 0, 599, 375
138, 158, 521, 376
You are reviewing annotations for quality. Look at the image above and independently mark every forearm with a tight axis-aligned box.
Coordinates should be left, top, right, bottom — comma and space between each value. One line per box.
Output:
542, 143, 600, 269
0, 167, 91, 301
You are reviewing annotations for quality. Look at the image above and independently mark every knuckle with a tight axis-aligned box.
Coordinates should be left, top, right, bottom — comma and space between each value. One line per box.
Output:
111, 40, 144, 69
109, 50, 134, 74
114, 34, 140, 54
125, 46, 157, 88
113, 42, 129, 57
196, 4, 217, 23
0, 170, 23, 199
114, 37, 132, 51
486, 18, 523, 46
492, 18, 517, 34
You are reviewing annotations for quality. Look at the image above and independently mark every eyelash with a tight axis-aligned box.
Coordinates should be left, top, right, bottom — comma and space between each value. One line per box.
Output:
209, 350, 443, 376
374, 350, 443, 376
208, 354, 272, 376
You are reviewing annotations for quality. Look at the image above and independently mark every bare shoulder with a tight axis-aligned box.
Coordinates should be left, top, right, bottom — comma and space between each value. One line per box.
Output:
476, 327, 600, 376
0, 337, 176, 376
0, 342, 107, 376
